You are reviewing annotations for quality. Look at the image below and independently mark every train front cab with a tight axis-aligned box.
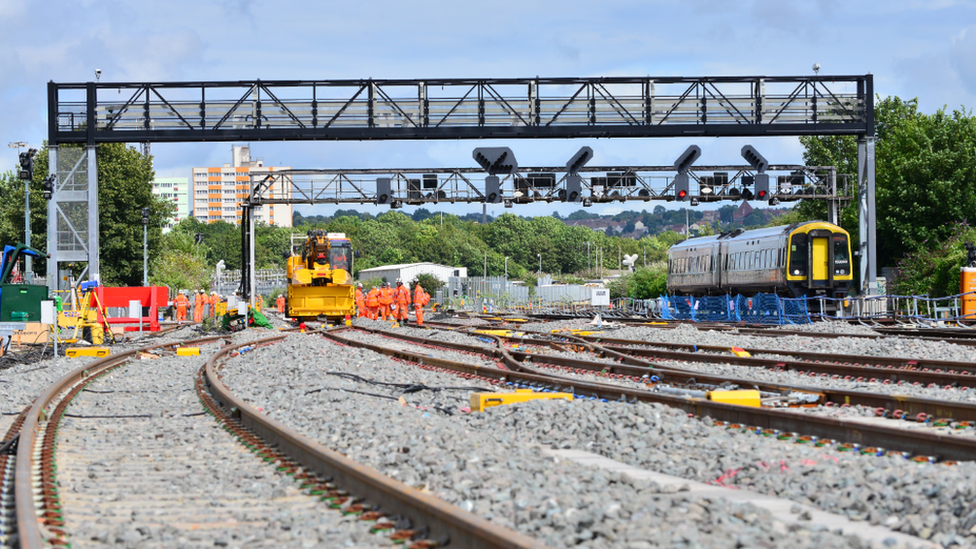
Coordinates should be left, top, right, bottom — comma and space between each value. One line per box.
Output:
785, 222, 853, 298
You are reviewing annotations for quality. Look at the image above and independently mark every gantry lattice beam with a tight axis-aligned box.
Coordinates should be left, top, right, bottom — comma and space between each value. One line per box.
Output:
48, 75, 873, 145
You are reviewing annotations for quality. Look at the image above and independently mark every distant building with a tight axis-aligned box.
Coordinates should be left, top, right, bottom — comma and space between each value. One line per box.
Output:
192, 145, 293, 226
357, 263, 468, 285
152, 176, 189, 233
733, 201, 754, 223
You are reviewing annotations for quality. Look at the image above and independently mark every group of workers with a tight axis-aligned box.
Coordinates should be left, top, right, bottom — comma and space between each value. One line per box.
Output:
172, 290, 222, 323
354, 278, 430, 325
172, 290, 266, 323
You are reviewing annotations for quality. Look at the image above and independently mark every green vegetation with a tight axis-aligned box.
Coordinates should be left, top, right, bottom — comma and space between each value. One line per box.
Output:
890, 222, 976, 298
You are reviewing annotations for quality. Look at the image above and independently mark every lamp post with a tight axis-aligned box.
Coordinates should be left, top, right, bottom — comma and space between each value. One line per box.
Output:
586, 241, 591, 273
9, 141, 30, 281
538, 254, 542, 277
504, 256, 508, 278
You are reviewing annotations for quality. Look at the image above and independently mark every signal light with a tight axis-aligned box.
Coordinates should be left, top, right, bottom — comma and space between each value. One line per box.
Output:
484, 175, 502, 204
674, 174, 690, 201
740, 145, 769, 173
566, 146, 593, 173
754, 173, 770, 201
472, 147, 518, 174
141, 207, 150, 225
564, 174, 582, 202
376, 177, 392, 205
41, 175, 55, 200
673, 145, 701, 174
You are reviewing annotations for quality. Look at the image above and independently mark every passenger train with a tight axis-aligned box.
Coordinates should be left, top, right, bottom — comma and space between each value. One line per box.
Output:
667, 221, 853, 298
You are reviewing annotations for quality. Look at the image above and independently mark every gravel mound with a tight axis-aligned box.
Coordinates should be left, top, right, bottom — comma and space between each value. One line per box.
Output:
220, 333, 938, 548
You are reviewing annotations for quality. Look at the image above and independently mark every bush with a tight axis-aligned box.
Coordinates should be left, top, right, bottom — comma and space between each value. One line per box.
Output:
608, 263, 668, 299
891, 222, 976, 298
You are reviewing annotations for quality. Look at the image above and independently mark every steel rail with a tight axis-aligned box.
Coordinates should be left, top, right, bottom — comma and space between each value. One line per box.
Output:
13, 334, 232, 549
326, 327, 976, 462
577, 334, 976, 374
361, 324, 976, 428
204, 332, 548, 549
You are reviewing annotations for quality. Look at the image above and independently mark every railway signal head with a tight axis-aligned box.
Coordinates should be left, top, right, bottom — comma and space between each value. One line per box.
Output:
674, 173, 690, 201
741, 145, 768, 173
754, 173, 770, 201
472, 147, 518, 175
566, 146, 593, 173
141, 207, 150, 225
673, 145, 701, 174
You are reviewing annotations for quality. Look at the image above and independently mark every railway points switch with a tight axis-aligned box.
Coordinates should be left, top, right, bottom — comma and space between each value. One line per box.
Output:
470, 389, 573, 412
65, 347, 110, 358
707, 389, 761, 408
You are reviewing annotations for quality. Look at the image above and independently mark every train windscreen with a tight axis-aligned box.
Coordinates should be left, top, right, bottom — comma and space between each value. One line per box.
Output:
789, 233, 808, 276
329, 245, 351, 271
833, 234, 850, 275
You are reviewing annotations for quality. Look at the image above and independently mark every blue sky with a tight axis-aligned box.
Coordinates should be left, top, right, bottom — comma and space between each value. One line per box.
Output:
3, 0, 975, 219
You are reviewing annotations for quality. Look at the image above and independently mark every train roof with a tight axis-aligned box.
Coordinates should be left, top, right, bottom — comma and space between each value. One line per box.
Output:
669, 221, 830, 251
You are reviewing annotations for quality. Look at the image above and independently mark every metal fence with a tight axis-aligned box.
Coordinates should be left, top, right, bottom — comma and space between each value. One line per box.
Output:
212, 269, 287, 297
445, 276, 530, 311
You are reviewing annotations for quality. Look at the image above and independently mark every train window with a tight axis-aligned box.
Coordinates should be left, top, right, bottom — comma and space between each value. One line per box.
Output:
790, 233, 808, 276
833, 235, 850, 275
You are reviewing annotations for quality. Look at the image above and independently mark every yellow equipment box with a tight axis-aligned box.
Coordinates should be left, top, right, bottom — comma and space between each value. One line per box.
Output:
65, 347, 110, 358
473, 329, 524, 338
176, 347, 201, 356
470, 388, 573, 412
707, 389, 761, 408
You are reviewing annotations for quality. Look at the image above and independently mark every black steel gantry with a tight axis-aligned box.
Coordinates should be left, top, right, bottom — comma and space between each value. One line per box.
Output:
45, 75, 878, 298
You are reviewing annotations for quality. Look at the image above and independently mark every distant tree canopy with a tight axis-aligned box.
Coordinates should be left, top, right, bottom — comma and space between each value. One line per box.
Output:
799, 96, 976, 274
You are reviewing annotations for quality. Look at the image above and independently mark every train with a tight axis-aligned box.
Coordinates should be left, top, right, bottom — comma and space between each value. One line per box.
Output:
667, 221, 853, 298
285, 231, 357, 321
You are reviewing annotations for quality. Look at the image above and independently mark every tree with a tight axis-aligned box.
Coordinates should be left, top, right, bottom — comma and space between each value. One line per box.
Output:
890, 222, 976, 298
150, 231, 211, 291
411, 273, 443, 296
800, 96, 976, 270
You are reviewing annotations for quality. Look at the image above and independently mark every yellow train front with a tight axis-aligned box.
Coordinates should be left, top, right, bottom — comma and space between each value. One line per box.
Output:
667, 221, 853, 298
286, 231, 356, 322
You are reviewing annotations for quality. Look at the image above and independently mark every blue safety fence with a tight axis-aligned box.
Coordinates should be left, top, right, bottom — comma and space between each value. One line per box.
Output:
659, 293, 811, 325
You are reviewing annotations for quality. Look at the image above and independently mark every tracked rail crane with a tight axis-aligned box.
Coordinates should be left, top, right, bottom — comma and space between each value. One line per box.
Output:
285, 231, 356, 322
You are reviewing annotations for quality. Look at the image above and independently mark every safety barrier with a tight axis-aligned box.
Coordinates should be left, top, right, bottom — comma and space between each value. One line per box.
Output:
458, 291, 976, 327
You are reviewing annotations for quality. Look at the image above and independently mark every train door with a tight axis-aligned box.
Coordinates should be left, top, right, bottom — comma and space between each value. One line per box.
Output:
811, 236, 829, 281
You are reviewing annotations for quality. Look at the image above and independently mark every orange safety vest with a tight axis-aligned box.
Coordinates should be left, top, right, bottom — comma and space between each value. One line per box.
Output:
366, 288, 380, 308
379, 287, 393, 306
355, 288, 365, 307
194, 293, 204, 308
175, 294, 189, 308
414, 286, 427, 307
394, 285, 410, 306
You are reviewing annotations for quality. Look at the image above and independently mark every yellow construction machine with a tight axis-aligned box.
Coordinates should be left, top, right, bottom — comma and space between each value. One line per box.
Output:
285, 231, 356, 322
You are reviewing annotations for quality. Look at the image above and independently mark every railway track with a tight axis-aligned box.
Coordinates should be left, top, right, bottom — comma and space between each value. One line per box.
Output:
480, 313, 976, 347
3, 329, 544, 549
344, 323, 976, 462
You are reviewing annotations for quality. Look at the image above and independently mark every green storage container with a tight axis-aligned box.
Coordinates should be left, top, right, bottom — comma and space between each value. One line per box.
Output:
0, 283, 49, 322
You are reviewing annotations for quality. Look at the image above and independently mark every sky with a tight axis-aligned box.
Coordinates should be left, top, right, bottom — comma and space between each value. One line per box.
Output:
3, 0, 976, 219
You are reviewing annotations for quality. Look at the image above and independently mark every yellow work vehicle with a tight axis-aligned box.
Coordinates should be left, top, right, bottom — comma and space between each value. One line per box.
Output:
286, 231, 357, 322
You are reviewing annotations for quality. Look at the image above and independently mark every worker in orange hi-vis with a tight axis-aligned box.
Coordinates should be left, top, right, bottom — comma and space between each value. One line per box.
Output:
413, 283, 429, 326
193, 290, 204, 323
276, 294, 286, 314
209, 291, 219, 319
393, 278, 411, 323
174, 291, 189, 322
354, 283, 366, 317
366, 286, 380, 320
378, 282, 394, 321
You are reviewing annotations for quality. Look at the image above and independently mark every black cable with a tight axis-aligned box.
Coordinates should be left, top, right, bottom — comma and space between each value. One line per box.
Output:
305, 386, 399, 400
1, 434, 18, 455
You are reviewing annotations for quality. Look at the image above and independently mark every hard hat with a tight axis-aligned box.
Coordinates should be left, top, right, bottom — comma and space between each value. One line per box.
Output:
357, 283, 363, 287
396, 278, 403, 284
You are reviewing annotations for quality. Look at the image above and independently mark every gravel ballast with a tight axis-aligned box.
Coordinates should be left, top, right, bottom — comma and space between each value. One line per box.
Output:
219, 331, 961, 548
51, 328, 385, 548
